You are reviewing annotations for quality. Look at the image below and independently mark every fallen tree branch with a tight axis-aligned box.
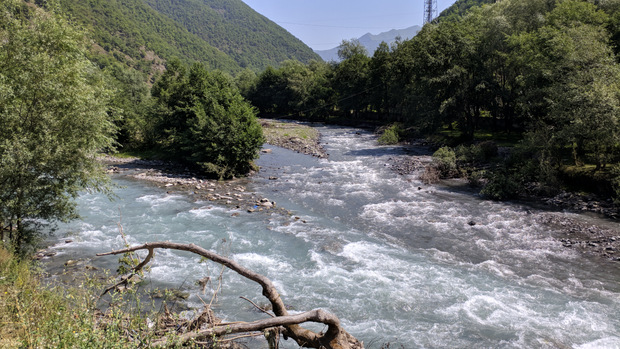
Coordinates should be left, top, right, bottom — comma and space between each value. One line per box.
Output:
240, 296, 275, 317
98, 242, 363, 349
153, 309, 340, 347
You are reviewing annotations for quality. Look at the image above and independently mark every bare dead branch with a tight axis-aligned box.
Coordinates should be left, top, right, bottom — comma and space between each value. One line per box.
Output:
240, 296, 275, 318
98, 241, 363, 349
152, 309, 340, 347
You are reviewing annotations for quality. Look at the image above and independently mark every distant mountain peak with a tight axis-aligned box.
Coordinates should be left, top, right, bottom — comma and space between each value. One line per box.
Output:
315, 25, 421, 62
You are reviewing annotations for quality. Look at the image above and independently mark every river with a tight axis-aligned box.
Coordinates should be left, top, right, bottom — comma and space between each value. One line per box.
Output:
46, 125, 620, 348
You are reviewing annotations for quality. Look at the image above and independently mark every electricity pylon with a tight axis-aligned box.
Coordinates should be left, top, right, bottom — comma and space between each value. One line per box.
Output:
424, 0, 437, 24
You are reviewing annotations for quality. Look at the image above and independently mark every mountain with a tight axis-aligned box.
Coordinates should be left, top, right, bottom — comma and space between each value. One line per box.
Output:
142, 0, 320, 70
56, 0, 320, 73
315, 25, 422, 62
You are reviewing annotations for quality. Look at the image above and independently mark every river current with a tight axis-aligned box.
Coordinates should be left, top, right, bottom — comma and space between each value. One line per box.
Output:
48, 125, 620, 348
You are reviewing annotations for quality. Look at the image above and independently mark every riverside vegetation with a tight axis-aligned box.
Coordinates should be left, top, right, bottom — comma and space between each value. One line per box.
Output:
1, 0, 620, 347
241, 0, 620, 206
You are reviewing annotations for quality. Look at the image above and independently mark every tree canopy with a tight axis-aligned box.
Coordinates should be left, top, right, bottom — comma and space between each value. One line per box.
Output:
152, 60, 264, 179
0, 0, 115, 249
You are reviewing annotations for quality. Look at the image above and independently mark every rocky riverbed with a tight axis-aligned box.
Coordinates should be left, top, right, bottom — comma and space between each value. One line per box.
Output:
98, 119, 329, 218
387, 149, 620, 262
260, 119, 327, 158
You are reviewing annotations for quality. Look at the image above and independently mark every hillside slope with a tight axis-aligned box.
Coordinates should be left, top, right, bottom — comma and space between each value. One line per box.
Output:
58, 0, 240, 73
438, 0, 498, 20
57, 0, 320, 74
143, 0, 321, 70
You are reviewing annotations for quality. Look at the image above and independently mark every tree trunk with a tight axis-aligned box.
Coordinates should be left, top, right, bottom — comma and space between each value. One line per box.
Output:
98, 242, 364, 349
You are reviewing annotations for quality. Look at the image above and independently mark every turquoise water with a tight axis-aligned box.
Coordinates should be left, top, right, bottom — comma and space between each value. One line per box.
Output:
49, 125, 620, 348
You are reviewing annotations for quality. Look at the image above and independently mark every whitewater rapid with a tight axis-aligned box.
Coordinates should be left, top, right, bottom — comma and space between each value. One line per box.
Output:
47, 125, 620, 348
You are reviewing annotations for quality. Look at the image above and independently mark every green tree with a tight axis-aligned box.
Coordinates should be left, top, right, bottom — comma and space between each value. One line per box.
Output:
333, 40, 371, 118
369, 41, 395, 119
152, 62, 263, 179
104, 63, 152, 149
511, 0, 620, 171
247, 65, 288, 115
0, 0, 115, 249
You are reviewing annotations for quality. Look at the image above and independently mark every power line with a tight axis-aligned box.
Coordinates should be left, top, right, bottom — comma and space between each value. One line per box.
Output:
275, 21, 398, 30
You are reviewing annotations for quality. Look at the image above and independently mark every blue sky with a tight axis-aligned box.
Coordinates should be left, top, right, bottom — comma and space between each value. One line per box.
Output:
241, 0, 458, 50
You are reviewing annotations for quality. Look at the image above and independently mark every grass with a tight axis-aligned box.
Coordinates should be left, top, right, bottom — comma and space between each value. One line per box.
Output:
0, 246, 181, 348
260, 119, 320, 144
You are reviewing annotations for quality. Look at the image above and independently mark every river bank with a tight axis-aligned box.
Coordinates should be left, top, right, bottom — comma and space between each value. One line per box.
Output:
387, 153, 620, 262
98, 119, 327, 217
36, 122, 620, 348
103, 120, 620, 265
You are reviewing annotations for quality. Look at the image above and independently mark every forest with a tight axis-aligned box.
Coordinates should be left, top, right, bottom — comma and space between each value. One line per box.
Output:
239, 0, 620, 201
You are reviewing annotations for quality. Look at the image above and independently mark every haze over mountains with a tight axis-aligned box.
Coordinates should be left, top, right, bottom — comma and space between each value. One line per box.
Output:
314, 25, 422, 62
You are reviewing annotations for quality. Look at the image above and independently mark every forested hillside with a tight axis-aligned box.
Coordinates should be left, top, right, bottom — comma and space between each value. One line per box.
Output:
1, 0, 265, 249
56, 0, 239, 73
142, 0, 320, 70
55, 0, 319, 74
438, 0, 498, 20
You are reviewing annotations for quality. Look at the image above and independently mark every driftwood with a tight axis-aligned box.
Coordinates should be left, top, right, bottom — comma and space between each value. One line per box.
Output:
97, 241, 364, 349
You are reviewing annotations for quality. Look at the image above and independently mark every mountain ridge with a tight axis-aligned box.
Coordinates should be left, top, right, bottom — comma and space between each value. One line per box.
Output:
315, 25, 422, 61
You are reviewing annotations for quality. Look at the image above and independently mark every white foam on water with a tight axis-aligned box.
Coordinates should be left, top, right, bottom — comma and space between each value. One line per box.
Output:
46, 127, 620, 348
136, 193, 184, 206
576, 337, 620, 349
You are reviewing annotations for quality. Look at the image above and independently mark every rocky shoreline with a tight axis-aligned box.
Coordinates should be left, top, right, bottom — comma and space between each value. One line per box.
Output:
98, 119, 329, 217
260, 119, 328, 158
387, 152, 620, 262
102, 156, 288, 217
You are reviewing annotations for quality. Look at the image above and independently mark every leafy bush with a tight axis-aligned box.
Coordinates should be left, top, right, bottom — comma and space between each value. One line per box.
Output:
378, 123, 403, 145
467, 170, 486, 187
612, 165, 620, 204
455, 141, 498, 163
432, 146, 458, 178
480, 168, 522, 200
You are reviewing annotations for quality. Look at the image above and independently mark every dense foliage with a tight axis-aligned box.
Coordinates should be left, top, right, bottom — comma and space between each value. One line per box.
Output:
0, 0, 269, 252
143, 0, 320, 71
151, 60, 264, 179
243, 0, 620, 201
56, 0, 239, 74
0, 0, 115, 249
54, 0, 319, 75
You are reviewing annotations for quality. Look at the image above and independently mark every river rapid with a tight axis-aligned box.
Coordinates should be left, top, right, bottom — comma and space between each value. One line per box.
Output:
46, 125, 620, 348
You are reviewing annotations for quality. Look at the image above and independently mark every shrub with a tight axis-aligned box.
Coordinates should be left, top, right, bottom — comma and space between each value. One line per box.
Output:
152, 62, 264, 179
467, 170, 486, 187
478, 141, 499, 160
480, 169, 522, 200
612, 165, 620, 204
378, 123, 403, 145
455, 141, 498, 163
432, 146, 458, 178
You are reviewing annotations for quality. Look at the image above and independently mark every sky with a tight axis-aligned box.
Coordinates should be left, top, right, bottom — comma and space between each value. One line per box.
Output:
241, 0, 458, 51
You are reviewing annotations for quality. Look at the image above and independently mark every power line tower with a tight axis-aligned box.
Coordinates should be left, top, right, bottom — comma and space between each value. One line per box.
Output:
423, 0, 437, 24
